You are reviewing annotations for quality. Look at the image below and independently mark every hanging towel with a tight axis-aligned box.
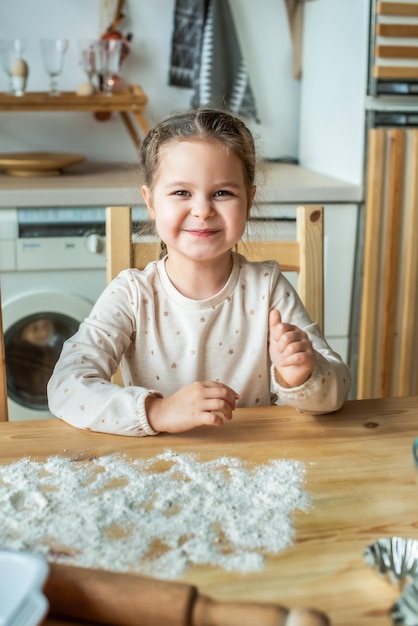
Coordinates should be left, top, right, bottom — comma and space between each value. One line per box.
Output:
169, 0, 208, 88
169, 0, 259, 122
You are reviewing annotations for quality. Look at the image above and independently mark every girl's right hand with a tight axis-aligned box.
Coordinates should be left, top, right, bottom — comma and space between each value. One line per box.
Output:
145, 381, 239, 433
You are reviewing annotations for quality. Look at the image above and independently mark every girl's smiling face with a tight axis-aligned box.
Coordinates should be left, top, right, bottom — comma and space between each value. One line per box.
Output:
142, 139, 255, 266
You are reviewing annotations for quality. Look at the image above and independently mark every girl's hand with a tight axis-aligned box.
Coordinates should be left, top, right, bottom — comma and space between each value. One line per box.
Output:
269, 309, 316, 388
145, 381, 239, 433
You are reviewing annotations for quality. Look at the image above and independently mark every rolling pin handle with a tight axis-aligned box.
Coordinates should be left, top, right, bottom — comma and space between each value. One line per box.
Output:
192, 594, 289, 626
285, 608, 330, 626
192, 595, 330, 626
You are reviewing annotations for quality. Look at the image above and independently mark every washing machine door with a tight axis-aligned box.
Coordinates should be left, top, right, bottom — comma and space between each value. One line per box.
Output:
3, 292, 93, 421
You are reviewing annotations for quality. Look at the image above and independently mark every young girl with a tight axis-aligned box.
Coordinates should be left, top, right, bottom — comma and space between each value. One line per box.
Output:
48, 109, 351, 436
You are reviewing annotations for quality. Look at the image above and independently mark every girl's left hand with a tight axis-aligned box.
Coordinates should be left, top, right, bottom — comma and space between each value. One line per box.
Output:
268, 309, 316, 388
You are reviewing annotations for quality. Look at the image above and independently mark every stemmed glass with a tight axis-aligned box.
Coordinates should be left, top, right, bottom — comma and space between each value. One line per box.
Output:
78, 39, 97, 88
0, 38, 27, 94
93, 40, 122, 96
40, 38, 69, 96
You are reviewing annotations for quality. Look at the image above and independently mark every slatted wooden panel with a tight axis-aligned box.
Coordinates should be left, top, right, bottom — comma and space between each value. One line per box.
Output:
397, 132, 418, 396
375, 66, 418, 79
375, 45, 418, 59
377, 23, 418, 37
377, 2, 418, 16
374, 1, 418, 80
357, 130, 385, 398
358, 128, 418, 398
0, 285, 8, 421
380, 130, 405, 395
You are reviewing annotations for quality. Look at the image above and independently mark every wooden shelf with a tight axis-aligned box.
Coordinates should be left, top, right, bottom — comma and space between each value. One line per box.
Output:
0, 83, 150, 151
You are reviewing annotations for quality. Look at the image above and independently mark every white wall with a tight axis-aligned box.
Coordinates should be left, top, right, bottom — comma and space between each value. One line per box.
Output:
298, 0, 370, 186
0, 0, 300, 163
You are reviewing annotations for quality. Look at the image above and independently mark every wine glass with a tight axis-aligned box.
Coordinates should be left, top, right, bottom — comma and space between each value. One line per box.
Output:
40, 38, 69, 96
78, 39, 97, 88
0, 38, 27, 94
93, 39, 122, 96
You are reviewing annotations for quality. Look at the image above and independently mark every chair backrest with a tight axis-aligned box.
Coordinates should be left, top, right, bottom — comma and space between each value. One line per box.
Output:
106, 205, 324, 329
0, 285, 8, 421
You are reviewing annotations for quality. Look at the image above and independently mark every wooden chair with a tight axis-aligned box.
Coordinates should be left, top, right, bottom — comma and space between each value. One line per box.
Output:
106, 205, 324, 329
0, 285, 8, 421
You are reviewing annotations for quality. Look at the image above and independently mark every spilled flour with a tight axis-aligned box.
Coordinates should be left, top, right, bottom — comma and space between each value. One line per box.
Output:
0, 450, 310, 578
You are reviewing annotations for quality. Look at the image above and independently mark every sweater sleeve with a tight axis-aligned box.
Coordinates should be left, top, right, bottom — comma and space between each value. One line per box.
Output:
47, 270, 161, 436
269, 269, 352, 414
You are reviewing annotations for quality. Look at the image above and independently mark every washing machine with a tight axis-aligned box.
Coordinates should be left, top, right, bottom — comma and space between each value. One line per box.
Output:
0, 207, 107, 421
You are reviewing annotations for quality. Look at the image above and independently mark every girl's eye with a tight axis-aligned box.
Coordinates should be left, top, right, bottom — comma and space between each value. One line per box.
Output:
173, 190, 190, 196
214, 190, 233, 197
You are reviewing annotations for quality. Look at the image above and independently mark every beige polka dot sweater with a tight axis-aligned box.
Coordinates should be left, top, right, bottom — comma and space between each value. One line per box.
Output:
47, 253, 351, 436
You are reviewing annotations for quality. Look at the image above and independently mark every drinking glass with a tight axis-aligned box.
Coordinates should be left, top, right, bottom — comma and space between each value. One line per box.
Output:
93, 39, 122, 96
40, 38, 69, 96
78, 39, 97, 87
0, 38, 27, 94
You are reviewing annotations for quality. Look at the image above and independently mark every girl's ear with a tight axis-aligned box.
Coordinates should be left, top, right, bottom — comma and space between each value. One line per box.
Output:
141, 185, 155, 219
247, 185, 256, 218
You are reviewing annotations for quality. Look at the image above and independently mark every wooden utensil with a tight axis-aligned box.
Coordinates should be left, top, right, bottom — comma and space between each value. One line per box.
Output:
44, 563, 330, 626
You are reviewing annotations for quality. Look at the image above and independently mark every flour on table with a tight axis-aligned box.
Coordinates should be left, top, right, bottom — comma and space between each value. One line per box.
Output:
0, 450, 310, 578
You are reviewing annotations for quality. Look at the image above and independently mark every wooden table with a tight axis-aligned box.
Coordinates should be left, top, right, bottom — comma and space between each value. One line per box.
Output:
1, 395, 418, 626
0, 84, 149, 151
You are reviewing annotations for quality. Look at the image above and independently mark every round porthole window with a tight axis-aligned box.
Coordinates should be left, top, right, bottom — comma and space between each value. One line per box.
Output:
5, 312, 79, 410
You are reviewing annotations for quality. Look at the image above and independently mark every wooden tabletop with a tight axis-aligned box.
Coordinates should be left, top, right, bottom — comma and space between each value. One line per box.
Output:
1, 395, 418, 626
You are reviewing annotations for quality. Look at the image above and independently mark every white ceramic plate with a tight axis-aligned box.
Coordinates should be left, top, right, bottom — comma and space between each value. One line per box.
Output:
0, 550, 49, 626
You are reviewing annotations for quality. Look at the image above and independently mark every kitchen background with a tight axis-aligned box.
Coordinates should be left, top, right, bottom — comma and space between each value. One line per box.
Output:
0, 0, 369, 180
5, 0, 413, 421
0, 0, 303, 162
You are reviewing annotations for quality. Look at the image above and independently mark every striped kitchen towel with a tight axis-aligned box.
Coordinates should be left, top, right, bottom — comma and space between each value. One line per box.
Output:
169, 0, 259, 122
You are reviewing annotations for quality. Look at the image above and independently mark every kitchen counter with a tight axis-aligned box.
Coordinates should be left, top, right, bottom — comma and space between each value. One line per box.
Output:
0, 161, 363, 207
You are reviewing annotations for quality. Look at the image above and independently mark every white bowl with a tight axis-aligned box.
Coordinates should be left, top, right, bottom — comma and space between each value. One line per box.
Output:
0, 550, 49, 626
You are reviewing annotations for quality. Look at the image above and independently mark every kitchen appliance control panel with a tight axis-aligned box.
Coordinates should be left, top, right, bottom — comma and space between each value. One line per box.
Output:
0, 207, 148, 272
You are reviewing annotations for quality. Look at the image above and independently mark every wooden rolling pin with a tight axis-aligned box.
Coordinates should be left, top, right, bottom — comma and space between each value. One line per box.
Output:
44, 563, 330, 626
